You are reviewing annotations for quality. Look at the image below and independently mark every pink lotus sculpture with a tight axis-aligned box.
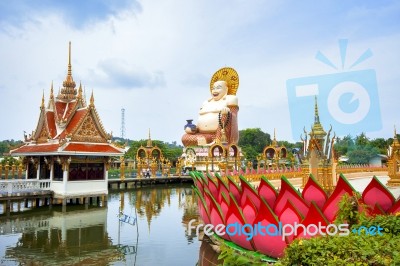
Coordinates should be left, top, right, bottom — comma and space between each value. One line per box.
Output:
191, 172, 400, 259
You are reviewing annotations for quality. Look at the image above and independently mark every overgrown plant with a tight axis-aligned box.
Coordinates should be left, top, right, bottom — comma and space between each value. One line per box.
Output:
334, 192, 368, 226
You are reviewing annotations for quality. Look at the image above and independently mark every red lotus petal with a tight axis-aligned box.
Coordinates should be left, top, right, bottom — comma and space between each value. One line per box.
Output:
302, 174, 328, 209
258, 176, 278, 208
241, 196, 258, 225
203, 173, 218, 200
296, 201, 329, 239
219, 192, 230, 223
224, 193, 256, 250
193, 187, 211, 224
205, 190, 225, 229
322, 174, 355, 222
388, 198, 400, 214
278, 199, 304, 244
274, 176, 309, 217
369, 203, 386, 216
227, 175, 241, 203
240, 175, 261, 210
362, 176, 395, 212
252, 199, 287, 258
216, 174, 230, 204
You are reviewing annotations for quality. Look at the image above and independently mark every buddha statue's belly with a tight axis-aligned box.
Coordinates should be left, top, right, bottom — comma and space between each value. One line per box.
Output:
197, 112, 219, 133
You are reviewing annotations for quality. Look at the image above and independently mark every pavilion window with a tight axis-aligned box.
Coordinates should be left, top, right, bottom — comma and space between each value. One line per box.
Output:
69, 162, 104, 181
53, 162, 63, 181
39, 157, 51, 179
27, 162, 36, 179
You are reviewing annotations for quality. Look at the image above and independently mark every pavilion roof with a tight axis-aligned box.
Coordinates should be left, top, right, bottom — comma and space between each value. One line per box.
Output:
10, 42, 123, 158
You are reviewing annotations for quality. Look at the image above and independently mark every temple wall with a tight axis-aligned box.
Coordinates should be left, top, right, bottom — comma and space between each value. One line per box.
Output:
52, 180, 108, 197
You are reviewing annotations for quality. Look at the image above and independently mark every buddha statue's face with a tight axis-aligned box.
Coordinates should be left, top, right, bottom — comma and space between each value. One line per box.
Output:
211, 81, 228, 101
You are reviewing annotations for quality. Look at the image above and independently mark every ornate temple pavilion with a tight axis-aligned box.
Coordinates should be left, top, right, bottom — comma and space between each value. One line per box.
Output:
10, 42, 124, 205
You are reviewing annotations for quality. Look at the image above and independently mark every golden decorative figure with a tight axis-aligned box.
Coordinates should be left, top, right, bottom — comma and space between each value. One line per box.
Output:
5, 161, 10, 179
247, 160, 252, 171
387, 126, 400, 187
120, 156, 125, 181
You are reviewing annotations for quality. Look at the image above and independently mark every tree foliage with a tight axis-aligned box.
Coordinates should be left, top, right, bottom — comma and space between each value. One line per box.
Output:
369, 138, 390, 154
334, 134, 354, 157
347, 145, 380, 164
335, 133, 391, 164
124, 139, 182, 163
238, 128, 271, 161
0, 140, 24, 156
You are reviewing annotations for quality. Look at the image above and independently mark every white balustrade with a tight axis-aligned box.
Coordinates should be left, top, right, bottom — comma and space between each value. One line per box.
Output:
0, 180, 51, 195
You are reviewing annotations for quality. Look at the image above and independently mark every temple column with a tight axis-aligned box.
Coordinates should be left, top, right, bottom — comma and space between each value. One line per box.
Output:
50, 161, 54, 181
36, 158, 40, 180
24, 162, 28, 180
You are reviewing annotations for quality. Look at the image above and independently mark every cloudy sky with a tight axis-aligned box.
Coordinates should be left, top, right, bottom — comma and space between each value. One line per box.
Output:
0, 0, 399, 144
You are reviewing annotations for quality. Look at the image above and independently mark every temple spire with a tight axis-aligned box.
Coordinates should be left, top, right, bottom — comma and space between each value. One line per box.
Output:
394, 125, 399, 145
272, 128, 277, 146
68, 41, 72, 77
146, 128, 153, 148
310, 96, 326, 139
50, 81, 54, 99
58, 41, 77, 100
89, 90, 94, 107
78, 82, 83, 98
314, 96, 320, 124
41, 90, 45, 109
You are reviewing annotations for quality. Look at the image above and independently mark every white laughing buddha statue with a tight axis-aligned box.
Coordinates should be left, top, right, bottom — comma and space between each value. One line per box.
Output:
182, 67, 239, 147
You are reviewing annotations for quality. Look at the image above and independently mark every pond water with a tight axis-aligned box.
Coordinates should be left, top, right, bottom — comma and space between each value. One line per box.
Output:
0, 185, 219, 265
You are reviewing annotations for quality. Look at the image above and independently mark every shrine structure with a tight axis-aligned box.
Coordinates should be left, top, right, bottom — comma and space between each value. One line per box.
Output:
258, 129, 288, 170
300, 97, 336, 192
10, 42, 124, 208
135, 129, 167, 178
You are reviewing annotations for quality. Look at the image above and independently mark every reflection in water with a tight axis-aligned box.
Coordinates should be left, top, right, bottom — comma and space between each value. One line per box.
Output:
131, 186, 199, 237
1, 207, 122, 265
0, 185, 209, 265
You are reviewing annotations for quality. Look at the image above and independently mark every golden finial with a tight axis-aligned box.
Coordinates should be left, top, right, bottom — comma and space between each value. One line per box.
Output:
394, 125, 399, 145
147, 128, 153, 148
272, 128, 277, 146
314, 96, 320, 124
78, 82, 83, 99
50, 81, 54, 99
68, 41, 72, 77
60, 41, 76, 100
41, 90, 45, 109
90, 90, 94, 106
310, 96, 326, 138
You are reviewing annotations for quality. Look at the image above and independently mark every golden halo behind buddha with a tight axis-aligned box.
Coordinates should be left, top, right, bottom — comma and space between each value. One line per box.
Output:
210, 67, 239, 95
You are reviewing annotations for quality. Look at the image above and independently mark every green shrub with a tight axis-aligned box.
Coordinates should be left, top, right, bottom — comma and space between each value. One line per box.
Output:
276, 193, 400, 266
276, 226, 399, 266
